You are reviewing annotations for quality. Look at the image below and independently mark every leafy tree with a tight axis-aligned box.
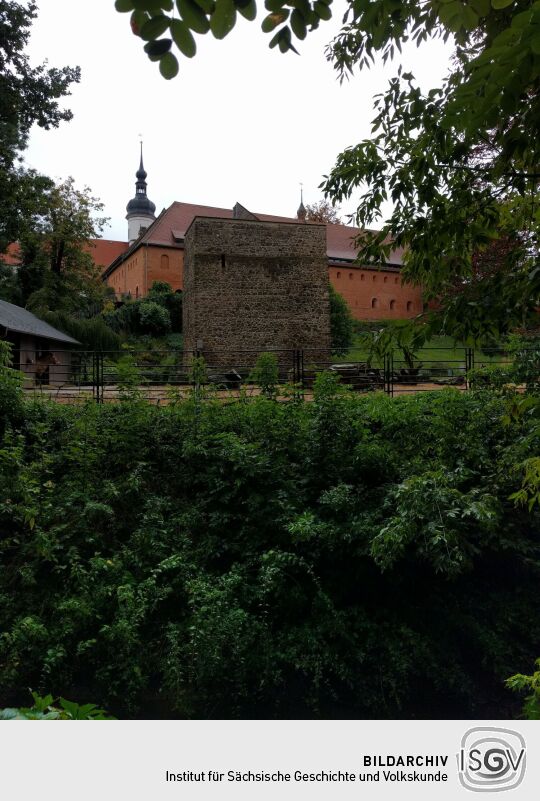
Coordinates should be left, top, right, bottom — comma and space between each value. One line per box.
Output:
19, 178, 109, 314
304, 199, 341, 224
329, 284, 354, 355
0, 1, 80, 252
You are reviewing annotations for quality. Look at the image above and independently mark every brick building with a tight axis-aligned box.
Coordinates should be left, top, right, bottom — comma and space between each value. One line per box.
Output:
101, 153, 424, 321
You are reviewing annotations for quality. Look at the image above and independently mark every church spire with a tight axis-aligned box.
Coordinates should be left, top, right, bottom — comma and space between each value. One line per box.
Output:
136, 141, 147, 184
126, 140, 156, 245
297, 183, 306, 222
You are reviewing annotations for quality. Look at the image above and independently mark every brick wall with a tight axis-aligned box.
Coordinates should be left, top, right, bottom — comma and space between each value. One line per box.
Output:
329, 265, 424, 320
106, 245, 183, 298
183, 217, 331, 367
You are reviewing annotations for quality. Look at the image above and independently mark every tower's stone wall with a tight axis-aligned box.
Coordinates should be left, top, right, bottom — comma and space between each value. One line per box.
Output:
182, 217, 331, 368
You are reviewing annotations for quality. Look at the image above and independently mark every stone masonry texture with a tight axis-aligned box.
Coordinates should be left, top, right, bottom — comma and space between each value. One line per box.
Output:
183, 217, 331, 368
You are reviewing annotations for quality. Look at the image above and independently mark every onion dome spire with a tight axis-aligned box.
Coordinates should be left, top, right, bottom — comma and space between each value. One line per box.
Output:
126, 141, 156, 218
297, 183, 306, 222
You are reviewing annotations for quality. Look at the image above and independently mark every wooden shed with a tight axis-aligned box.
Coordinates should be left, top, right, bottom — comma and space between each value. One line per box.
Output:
0, 299, 80, 386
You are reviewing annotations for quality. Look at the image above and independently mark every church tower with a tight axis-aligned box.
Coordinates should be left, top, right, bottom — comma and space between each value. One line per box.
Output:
126, 144, 156, 245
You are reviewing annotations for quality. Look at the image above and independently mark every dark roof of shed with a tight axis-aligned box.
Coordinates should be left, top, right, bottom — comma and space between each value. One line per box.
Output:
0, 300, 79, 345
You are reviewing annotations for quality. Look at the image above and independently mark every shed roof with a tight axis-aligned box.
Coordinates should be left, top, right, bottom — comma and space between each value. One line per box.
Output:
0, 300, 79, 345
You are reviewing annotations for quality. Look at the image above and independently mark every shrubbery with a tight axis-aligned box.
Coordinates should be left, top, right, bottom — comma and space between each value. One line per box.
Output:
0, 368, 539, 719
104, 281, 182, 337
329, 284, 354, 356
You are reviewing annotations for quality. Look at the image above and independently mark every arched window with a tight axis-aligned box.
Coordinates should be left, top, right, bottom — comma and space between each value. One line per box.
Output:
389, 299, 396, 310
372, 274, 376, 281
384, 276, 388, 283
349, 272, 353, 280
371, 298, 378, 309
360, 273, 365, 281
337, 271, 341, 278
135, 285, 139, 299
406, 301, 413, 311
395, 276, 399, 284
161, 254, 169, 269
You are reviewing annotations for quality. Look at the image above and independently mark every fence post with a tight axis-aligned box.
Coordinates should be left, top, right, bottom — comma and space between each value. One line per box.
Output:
384, 351, 394, 396
92, 351, 104, 403
465, 347, 475, 389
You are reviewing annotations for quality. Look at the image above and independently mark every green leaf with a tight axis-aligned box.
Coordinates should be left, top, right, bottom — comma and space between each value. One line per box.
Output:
438, 1, 461, 25
140, 14, 171, 40
170, 19, 197, 56
269, 28, 280, 47
461, 6, 479, 29
313, 0, 331, 21
262, 10, 288, 31
115, 0, 135, 11
531, 35, 540, 56
177, 0, 211, 32
491, 0, 514, 8
131, 9, 150, 34
144, 37, 173, 55
159, 52, 180, 78
237, 0, 257, 21
290, 8, 307, 38
210, 0, 237, 39
470, 0, 490, 15
265, 0, 285, 10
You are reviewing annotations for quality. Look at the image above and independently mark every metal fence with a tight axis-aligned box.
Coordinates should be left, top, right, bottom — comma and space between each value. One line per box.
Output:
8, 345, 516, 404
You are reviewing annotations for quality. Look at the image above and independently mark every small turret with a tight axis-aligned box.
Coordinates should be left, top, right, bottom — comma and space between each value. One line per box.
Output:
126, 142, 156, 244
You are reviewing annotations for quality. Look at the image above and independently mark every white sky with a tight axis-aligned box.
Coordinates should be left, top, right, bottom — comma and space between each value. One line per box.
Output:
25, 0, 453, 242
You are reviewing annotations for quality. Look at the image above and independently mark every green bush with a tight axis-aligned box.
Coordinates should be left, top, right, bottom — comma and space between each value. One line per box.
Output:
138, 301, 171, 336
329, 284, 354, 356
249, 352, 279, 398
104, 282, 181, 338
41, 310, 120, 351
506, 659, 540, 720
0, 692, 115, 720
0, 388, 539, 718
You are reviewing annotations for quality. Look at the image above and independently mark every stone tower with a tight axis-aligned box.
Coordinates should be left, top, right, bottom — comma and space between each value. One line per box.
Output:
182, 215, 331, 368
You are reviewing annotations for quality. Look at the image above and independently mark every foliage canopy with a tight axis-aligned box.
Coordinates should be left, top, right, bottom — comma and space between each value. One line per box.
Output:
1, 369, 539, 717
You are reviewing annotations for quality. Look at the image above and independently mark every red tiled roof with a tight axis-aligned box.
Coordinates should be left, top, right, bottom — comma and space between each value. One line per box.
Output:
138, 201, 403, 265
3, 240, 128, 269
86, 239, 128, 267
103, 201, 404, 276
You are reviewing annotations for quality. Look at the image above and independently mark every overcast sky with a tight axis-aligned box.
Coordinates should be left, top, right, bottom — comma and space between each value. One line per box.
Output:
25, 0, 453, 242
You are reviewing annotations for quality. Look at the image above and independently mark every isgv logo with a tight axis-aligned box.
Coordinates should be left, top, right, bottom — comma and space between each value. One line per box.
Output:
458, 727, 526, 792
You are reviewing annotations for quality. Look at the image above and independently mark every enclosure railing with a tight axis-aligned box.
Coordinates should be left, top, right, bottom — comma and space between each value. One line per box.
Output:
6, 344, 521, 404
